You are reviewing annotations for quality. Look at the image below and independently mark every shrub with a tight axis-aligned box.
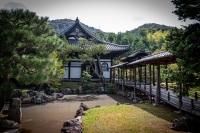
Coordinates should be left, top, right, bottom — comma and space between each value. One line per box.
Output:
81, 71, 92, 92
106, 83, 116, 94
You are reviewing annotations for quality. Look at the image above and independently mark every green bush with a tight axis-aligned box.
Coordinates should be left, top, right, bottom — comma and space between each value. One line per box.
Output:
106, 83, 116, 93
81, 71, 92, 92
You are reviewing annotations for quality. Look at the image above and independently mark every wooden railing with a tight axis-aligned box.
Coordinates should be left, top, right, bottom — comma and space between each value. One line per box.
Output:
112, 78, 200, 116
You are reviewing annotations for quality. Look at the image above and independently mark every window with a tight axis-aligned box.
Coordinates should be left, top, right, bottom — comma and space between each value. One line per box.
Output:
102, 62, 108, 71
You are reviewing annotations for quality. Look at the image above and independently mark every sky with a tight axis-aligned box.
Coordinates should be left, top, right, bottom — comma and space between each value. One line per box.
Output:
0, 0, 196, 33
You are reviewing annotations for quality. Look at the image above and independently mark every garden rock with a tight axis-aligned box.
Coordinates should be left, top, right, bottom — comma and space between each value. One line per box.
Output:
61, 116, 82, 133
74, 107, 85, 118
1, 119, 19, 129
8, 98, 22, 123
12, 90, 22, 98
2, 109, 9, 115
22, 98, 32, 104
80, 103, 90, 111
169, 115, 200, 131
34, 98, 41, 104
2, 129, 19, 133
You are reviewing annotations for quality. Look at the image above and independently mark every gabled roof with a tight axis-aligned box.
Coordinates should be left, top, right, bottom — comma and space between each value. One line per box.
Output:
57, 17, 130, 52
121, 48, 151, 62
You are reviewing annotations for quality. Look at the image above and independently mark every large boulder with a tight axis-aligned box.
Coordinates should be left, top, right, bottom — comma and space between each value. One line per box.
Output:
80, 103, 90, 111
22, 98, 32, 104
0, 119, 19, 129
74, 107, 84, 118
61, 116, 82, 133
12, 90, 22, 98
8, 98, 22, 123
34, 98, 41, 104
169, 115, 200, 131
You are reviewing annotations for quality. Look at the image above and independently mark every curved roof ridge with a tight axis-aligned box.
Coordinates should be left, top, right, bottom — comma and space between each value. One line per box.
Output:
78, 22, 106, 43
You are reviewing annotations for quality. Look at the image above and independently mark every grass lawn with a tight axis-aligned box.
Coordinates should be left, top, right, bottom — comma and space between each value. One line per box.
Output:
82, 104, 183, 133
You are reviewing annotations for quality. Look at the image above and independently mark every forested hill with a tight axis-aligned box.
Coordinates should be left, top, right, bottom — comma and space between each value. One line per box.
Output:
130, 23, 174, 34
49, 18, 175, 58
49, 18, 103, 34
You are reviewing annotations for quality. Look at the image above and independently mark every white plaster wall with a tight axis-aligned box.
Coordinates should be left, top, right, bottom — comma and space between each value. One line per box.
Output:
70, 67, 81, 78
102, 61, 111, 78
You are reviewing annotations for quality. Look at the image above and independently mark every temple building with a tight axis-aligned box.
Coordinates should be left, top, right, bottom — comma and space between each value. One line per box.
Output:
58, 18, 130, 81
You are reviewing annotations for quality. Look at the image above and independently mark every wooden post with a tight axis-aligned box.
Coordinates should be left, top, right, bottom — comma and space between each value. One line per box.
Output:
191, 99, 194, 110
144, 65, 146, 90
125, 67, 128, 82
168, 92, 170, 101
149, 65, 152, 103
153, 65, 155, 86
155, 65, 160, 105
178, 83, 182, 112
195, 92, 198, 101
133, 67, 137, 101
165, 65, 168, 90
122, 66, 125, 95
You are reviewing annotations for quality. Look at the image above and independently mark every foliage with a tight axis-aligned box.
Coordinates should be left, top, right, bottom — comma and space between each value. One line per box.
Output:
171, 0, 200, 22
0, 9, 64, 111
79, 39, 108, 86
83, 104, 181, 133
166, 0, 200, 94
106, 83, 116, 93
81, 71, 92, 92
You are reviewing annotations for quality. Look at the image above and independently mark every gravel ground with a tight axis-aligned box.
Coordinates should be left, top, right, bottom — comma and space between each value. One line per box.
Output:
20, 94, 132, 133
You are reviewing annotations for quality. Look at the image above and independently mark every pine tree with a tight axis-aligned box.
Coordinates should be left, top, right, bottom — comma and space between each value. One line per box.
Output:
0, 9, 64, 111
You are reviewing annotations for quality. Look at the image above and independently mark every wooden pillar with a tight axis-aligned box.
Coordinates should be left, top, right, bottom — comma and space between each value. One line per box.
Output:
125, 67, 128, 81
122, 66, 125, 95
155, 65, 160, 105
110, 58, 113, 82
149, 65, 152, 103
144, 65, 147, 90
129, 68, 131, 82
117, 67, 119, 84
179, 82, 182, 112
165, 65, 168, 90
133, 67, 137, 101
153, 65, 155, 86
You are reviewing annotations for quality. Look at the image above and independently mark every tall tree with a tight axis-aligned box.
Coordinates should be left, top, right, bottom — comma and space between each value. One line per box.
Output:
166, 0, 200, 92
79, 39, 109, 88
0, 9, 64, 111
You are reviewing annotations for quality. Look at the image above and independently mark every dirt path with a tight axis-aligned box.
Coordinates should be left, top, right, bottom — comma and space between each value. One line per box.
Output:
20, 94, 130, 133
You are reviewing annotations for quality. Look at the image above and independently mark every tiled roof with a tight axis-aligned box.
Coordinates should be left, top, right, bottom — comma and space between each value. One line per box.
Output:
128, 51, 176, 65
58, 18, 130, 52
110, 62, 128, 68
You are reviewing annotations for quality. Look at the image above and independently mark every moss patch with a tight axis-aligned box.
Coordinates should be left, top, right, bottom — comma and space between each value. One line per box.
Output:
82, 104, 182, 133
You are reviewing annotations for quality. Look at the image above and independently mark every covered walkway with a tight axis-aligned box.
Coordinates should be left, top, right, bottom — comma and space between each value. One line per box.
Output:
110, 51, 200, 116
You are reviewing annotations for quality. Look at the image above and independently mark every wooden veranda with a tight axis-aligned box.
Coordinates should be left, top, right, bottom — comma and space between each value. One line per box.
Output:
110, 51, 200, 116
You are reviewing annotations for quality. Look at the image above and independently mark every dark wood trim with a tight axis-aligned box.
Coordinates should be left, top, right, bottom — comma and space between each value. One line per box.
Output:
68, 62, 71, 79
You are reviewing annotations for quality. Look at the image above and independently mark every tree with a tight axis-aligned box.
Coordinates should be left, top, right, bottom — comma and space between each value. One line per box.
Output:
166, 0, 200, 93
79, 39, 109, 89
0, 9, 64, 111
171, 0, 200, 22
